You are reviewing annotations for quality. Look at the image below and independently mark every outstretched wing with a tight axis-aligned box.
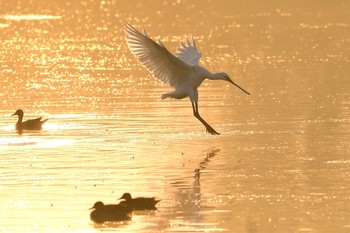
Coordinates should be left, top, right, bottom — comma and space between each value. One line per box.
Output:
175, 37, 202, 66
125, 24, 192, 89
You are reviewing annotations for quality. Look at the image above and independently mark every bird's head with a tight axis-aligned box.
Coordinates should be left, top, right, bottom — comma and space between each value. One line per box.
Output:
214, 72, 228, 81
89, 201, 104, 210
119, 193, 132, 201
12, 109, 24, 117
218, 73, 250, 96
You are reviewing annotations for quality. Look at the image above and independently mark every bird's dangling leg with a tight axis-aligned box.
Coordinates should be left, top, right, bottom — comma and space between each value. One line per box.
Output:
191, 101, 220, 135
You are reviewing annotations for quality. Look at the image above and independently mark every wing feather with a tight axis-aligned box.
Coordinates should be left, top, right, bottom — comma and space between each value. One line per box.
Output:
175, 37, 202, 66
125, 24, 192, 88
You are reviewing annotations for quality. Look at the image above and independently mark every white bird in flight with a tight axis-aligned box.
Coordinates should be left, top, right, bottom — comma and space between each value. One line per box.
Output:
125, 24, 250, 135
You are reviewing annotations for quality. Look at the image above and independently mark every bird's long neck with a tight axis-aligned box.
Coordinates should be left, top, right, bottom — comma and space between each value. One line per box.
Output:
197, 67, 222, 81
17, 114, 23, 124
193, 67, 223, 89
207, 72, 224, 81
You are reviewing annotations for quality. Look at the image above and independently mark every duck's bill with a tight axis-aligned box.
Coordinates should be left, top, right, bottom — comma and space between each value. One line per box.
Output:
228, 78, 251, 95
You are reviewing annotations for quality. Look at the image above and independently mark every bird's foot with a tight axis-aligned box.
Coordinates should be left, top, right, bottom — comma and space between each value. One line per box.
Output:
206, 126, 220, 135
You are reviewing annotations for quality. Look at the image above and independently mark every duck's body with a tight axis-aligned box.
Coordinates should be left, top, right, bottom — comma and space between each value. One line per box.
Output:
119, 193, 160, 210
89, 201, 132, 223
12, 109, 48, 131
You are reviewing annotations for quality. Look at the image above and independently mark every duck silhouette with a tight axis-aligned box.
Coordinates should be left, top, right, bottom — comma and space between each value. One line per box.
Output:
89, 201, 132, 223
118, 193, 160, 210
12, 109, 48, 131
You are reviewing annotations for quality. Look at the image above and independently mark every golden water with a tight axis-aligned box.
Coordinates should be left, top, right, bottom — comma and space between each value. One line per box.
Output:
0, 1, 349, 232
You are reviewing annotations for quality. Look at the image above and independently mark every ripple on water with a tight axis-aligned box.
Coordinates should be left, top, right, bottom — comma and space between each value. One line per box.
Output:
1, 14, 62, 21
0, 137, 75, 148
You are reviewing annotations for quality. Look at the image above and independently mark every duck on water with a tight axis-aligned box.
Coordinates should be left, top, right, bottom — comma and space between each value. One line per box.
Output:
118, 193, 160, 210
12, 109, 48, 131
89, 201, 132, 223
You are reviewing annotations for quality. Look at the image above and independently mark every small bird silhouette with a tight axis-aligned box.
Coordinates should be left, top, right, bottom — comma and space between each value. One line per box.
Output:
125, 24, 250, 135
89, 201, 132, 223
12, 109, 48, 131
118, 193, 160, 210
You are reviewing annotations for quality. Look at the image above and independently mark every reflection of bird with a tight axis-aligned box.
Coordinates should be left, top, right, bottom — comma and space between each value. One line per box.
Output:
89, 201, 132, 223
194, 149, 220, 180
12, 109, 48, 131
125, 24, 250, 135
118, 193, 160, 210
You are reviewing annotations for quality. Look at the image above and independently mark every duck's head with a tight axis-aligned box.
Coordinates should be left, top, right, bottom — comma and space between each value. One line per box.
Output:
12, 109, 24, 117
118, 200, 128, 207
119, 193, 132, 201
89, 201, 104, 210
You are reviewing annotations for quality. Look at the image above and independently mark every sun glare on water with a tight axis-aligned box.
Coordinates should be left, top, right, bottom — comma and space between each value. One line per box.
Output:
2, 14, 62, 21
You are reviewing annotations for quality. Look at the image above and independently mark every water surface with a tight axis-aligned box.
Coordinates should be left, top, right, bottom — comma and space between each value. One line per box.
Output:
0, 1, 349, 232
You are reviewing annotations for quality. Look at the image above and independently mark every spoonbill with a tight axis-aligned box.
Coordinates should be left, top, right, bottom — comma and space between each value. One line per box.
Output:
125, 24, 250, 135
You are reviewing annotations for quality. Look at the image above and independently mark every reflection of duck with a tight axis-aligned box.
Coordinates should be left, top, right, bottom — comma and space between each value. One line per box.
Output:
118, 193, 160, 210
12, 109, 48, 131
89, 201, 132, 223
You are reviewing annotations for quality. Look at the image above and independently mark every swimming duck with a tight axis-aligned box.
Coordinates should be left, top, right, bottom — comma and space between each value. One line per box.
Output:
89, 201, 132, 223
118, 193, 160, 210
12, 109, 48, 131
